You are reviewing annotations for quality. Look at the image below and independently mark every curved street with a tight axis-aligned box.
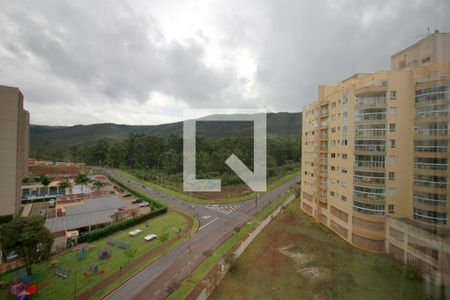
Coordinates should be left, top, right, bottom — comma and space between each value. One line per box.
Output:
101, 169, 299, 300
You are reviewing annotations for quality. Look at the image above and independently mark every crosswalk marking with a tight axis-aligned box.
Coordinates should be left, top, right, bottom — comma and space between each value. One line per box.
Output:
205, 204, 243, 215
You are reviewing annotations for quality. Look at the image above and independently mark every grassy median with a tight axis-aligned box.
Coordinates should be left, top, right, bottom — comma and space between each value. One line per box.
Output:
114, 168, 299, 204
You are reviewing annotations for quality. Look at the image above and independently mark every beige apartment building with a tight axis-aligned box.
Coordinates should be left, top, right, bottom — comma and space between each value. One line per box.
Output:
301, 32, 450, 285
0, 85, 29, 216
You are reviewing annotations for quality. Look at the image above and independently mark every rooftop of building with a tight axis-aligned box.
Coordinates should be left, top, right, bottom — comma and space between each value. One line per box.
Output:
44, 195, 125, 233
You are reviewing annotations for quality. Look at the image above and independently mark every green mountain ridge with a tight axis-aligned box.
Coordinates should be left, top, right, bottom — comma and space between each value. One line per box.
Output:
30, 112, 301, 159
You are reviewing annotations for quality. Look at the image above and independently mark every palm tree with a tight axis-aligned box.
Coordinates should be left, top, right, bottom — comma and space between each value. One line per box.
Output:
75, 173, 90, 194
92, 180, 104, 191
58, 180, 72, 195
111, 211, 121, 223
38, 174, 52, 198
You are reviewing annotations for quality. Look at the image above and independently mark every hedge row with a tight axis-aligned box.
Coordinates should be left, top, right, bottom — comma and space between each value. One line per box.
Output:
83, 176, 169, 242
85, 207, 167, 242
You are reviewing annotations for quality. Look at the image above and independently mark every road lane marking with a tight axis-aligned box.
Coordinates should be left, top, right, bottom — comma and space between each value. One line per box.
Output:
172, 273, 178, 279
199, 216, 219, 231
164, 280, 170, 286
154, 289, 160, 295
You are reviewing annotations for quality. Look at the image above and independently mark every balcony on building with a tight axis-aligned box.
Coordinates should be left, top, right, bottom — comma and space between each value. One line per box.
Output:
354, 158, 386, 171
354, 140, 386, 155
355, 80, 388, 96
355, 94, 387, 108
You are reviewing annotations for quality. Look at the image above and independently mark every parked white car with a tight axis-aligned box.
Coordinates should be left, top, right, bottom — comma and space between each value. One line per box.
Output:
128, 229, 142, 237
139, 201, 150, 207
144, 234, 157, 241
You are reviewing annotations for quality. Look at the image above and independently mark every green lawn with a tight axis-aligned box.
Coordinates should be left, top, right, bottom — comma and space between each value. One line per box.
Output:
114, 169, 299, 204
210, 201, 446, 300
0, 212, 189, 300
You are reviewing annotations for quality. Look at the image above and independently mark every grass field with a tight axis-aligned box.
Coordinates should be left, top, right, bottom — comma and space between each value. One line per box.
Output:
210, 200, 446, 300
0, 211, 189, 300
168, 191, 295, 300
115, 168, 299, 204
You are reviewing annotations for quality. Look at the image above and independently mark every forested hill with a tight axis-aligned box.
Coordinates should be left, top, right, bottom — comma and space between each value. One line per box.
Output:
30, 112, 301, 160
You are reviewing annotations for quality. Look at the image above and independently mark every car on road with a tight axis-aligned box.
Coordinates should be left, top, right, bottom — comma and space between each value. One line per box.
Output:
144, 234, 157, 241
128, 229, 142, 237
131, 198, 143, 204
139, 201, 150, 207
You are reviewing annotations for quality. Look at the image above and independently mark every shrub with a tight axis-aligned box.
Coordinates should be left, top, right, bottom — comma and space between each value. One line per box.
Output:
0, 215, 13, 225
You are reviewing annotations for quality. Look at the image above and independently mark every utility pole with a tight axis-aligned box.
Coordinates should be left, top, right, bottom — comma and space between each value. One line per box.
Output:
73, 270, 77, 299
255, 193, 258, 216
188, 241, 192, 279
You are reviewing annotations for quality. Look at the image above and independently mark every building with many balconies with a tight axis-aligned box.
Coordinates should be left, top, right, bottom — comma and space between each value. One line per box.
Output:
301, 32, 450, 285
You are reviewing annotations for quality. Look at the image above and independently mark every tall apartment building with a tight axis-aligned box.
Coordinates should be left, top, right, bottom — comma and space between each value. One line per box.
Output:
0, 85, 29, 216
301, 32, 450, 285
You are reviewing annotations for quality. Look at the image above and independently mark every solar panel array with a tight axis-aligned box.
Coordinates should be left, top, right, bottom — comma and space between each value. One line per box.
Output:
45, 196, 126, 233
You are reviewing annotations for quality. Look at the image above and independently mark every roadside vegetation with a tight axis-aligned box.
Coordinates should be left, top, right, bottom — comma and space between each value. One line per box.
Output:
115, 168, 299, 204
168, 190, 296, 300
63, 133, 300, 193
210, 201, 446, 300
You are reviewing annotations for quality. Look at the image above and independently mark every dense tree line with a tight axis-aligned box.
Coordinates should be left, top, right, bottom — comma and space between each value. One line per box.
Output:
72, 133, 300, 178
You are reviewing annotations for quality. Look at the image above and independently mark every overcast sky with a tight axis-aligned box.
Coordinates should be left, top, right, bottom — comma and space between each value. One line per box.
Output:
1, 0, 449, 125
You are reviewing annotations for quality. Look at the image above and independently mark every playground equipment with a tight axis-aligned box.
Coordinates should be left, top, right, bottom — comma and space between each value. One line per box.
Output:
77, 247, 87, 261
83, 264, 105, 278
90, 264, 99, 274
107, 239, 129, 249
9, 271, 39, 298
98, 247, 111, 260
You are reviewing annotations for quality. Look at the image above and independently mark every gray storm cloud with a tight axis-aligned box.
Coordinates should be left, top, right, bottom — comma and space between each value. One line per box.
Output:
0, 0, 448, 125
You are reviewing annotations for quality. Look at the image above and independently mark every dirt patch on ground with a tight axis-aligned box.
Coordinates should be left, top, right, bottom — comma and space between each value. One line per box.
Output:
193, 184, 252, 200
278, 245, 311, 265
298, 267, 331, 280
278, 245, 331, 281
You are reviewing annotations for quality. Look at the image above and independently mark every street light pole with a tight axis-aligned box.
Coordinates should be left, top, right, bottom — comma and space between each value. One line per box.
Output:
255, 193, 258, 216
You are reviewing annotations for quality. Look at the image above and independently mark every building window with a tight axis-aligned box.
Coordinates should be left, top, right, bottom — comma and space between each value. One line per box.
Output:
388, 189, 396, 197
330, 191, 335, 196
389, 107, 397, 116
343, 154, 348, 159
342, 168, 348, 174
341, 195, 347, 202
390, 90, 397, 99
421, 57, 431, 64
389, 123, 396, 132
390, 139, 396, 148
332, 101, 337, 108
331, 153, 336, 158
388, 204, 395, 213
389, 156, 396, 164
343, 139, 348, 146
341, 181, 347, 188
389, 172, 395, 180
331, 166, 336, 171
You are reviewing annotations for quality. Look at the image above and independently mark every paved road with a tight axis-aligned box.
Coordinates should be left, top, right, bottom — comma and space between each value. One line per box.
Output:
102, 169, 299, 300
